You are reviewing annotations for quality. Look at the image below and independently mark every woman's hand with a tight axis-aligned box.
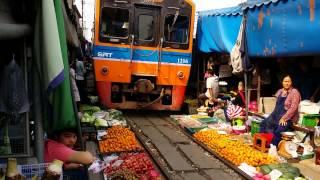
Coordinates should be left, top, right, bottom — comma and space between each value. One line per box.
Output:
279, 118, 287, 126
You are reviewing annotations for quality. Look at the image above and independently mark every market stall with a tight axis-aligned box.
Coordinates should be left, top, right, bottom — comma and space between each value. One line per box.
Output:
170, 111, 319, 180
195, 1, 320, 178
79, 105, 162, 180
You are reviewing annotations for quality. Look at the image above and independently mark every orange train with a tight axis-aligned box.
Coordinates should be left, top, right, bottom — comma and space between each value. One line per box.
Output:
93, 0, 195, 110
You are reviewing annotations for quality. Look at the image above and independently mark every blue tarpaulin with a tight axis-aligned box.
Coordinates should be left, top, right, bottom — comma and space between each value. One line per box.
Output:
197, 0, 320, 57
197, 6, 242, 53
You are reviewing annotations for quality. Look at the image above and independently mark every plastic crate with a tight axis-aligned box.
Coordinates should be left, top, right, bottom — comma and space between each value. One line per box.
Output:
251, 120, 261, 136
184, 125, 207, 134
302, 114, 320, 127
0, 163, 62, 180
198, 117, 218, 124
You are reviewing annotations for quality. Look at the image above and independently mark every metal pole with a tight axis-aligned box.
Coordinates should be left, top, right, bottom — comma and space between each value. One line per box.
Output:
244, 72, 249, 120
23, 39, 31, 157
33, 65, 44, 162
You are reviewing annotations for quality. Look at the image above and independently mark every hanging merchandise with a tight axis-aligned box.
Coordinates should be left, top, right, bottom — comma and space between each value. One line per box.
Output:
230, 18, 245, 76
229, 15, 253, 76
0, 56, 30, 119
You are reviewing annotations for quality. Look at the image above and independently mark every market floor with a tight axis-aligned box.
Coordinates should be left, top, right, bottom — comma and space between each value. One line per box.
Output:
125, 111, 243, 180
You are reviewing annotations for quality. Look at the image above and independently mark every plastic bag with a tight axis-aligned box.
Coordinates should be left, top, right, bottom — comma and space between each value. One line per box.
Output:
103, 154, 119, 164
268, 144, 279, 158
111, 160, 124, 168
0, 59, 30, 114
88, 159, 107, 174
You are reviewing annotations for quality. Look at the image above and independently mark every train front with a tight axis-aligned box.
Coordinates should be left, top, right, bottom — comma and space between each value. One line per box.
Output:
93, 0, 195, 110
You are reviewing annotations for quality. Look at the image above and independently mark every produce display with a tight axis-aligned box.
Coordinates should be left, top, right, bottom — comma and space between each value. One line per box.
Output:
179, 118, 205, 128
79, 105, 101, 115
109, 169, 139, 180
80, 107, 127, 128
258, 163, 305, 180
194, 130, 277, 167
105, 153, 160, 180
99, 126, 143, 153
42, 159, 63, 179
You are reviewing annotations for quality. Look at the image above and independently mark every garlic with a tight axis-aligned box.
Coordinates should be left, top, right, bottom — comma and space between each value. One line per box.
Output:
47, 160, 63, 175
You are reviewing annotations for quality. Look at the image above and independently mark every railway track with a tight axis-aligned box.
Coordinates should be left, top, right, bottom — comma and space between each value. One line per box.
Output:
124, 110, 248, 180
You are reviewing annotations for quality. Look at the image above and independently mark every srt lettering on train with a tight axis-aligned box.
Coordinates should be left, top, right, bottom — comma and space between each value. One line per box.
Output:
97, 52, 113, 58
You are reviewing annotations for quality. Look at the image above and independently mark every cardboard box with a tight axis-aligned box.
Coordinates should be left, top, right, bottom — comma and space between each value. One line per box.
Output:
259, 97, 276, 114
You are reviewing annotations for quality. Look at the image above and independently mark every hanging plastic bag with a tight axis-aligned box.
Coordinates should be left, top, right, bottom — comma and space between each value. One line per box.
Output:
0, 57, 30, 124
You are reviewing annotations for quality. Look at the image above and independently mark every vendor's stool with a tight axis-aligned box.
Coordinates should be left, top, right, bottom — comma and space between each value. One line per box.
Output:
253, 133, 273, 153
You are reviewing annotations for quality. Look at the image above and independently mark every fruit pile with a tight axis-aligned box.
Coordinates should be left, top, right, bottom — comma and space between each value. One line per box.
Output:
194, 130, 277, 166
105, 153, 160, 179
109, 169, 139, 180
99, 126, 143, 153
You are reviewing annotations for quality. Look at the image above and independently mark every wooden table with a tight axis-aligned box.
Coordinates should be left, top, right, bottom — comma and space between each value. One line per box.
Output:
292, 158, 320, 179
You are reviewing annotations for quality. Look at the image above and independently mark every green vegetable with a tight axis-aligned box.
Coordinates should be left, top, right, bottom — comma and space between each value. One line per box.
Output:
287, 167, 300, 175
268, 164, 279, 169
280, 163, 290, 168
94, 118, 109, 127
80, 105, 101, 115
281, 173, 294, 179
260, 165, 272, 174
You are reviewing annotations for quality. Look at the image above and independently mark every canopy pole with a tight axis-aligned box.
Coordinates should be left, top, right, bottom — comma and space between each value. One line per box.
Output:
243, 12, 249, 120
244, 72, 249, 120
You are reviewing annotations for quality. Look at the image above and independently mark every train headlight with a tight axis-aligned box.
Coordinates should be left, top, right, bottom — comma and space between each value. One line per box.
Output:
101, 66, 109, 75
177, 71, 184, 79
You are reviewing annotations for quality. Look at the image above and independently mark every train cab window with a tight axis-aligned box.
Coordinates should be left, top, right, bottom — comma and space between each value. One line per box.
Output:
134, 6, 159, 47
99, 7, 129, 43
138, 15, 154, 41
164, 14, 190, 49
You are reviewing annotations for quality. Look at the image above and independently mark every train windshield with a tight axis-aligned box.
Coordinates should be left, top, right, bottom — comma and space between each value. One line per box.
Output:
100, 7, 129, 43
138, 15, 154, 41
134, 6, 160, 47
164, 14, 189, 45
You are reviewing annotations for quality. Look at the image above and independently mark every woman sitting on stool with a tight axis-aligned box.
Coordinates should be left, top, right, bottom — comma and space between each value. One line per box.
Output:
260, 75, 301, 146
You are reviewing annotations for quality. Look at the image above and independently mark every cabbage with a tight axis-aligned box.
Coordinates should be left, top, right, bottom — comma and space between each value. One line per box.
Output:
94, 118, 109, 127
